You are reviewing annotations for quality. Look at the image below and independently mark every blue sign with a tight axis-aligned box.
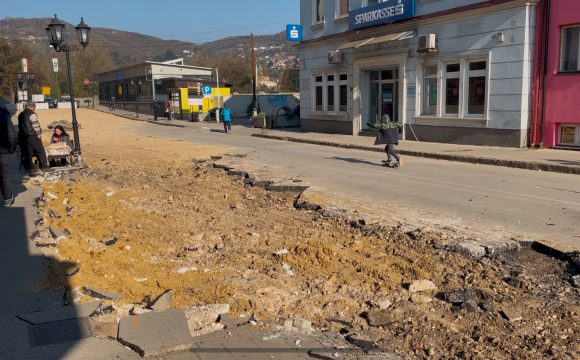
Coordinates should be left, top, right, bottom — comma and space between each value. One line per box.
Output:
286, 24, 303, 42
202, 85, 212, 95
349, 0, 415, 30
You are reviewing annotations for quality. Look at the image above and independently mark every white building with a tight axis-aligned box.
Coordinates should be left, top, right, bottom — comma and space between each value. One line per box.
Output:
299, 0, 539, 147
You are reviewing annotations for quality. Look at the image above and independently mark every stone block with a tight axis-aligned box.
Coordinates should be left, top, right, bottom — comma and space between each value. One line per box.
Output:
117, 309, 194, 357
408, 280, 437, 293
184, 304, 230, 337
150, 290, 173, 311
293, 317, 312, 330
501, 309, 523, 322
278, 317, 294, 330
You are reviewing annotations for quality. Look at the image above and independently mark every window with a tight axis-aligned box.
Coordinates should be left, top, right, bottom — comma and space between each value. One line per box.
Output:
560, 126, 580, 145
339, 74, 348, 112
315, 76, 323, 111
444, 63, 460, 115
337, 0, 349, 17
561, 26, 580, 72
313, 73, 348, 113
422, 64, 438, 115
327, 75, 335, 111
467, 61, 487, 115
314, 0, 325, 23
422, 59, 488, 119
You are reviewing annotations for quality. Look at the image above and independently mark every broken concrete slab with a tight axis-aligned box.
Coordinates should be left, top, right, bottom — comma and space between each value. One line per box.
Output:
117, 309, 194, 357
83, 287, 122, 301
49, 227, 69, 241
150, 290, 173, 311
17, 302, 102, 325
501, 309, 523, 322
365, 310, 395, 328
184, 304, 229, 337
103, 236, 118, 246
408, 280, 437, 293
450, 242, 487, 258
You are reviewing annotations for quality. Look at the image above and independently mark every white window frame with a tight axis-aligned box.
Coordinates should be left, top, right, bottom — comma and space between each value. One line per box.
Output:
418, 57, 489, 120
559, 125, 580, 146
313, 0, 326, 25
335, 0, 350, 19
442, 61, 461, 117
312, 72, 348, 114
560, 25, 580, 73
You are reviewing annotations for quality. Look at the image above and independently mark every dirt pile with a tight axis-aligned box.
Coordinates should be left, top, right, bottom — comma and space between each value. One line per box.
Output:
32, 109, 579, 359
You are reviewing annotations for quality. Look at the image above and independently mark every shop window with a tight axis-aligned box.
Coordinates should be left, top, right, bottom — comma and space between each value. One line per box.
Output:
339, 74, 348, 112
315, 75, 323, 111
314, 0, 325, 23
444, 63, 460, 115
422, 64, 438, 116
561, 26, 580, 72
467, 61, 487, 115
337, 0, 349, 17
560, 126, 580, 145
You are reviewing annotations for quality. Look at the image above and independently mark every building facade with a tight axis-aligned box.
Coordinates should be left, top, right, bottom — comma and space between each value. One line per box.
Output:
299, 0, 540, 147
531, 0, 580, 148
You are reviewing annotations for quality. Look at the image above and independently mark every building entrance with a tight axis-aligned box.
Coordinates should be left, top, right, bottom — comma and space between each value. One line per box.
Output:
363, 68, 399, 131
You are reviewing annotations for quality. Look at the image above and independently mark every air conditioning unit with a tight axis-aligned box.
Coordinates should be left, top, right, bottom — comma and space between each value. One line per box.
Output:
417, 34, 437, 53
328, 50, 344, 64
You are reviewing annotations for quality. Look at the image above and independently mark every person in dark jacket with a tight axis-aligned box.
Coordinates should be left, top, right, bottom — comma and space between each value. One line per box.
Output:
18, 102, 48, 174
367, 114, 402, 167
0, 104, 18, 206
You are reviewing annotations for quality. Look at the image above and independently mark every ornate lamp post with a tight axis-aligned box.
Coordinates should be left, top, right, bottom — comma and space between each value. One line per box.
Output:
46, 14, 90, 168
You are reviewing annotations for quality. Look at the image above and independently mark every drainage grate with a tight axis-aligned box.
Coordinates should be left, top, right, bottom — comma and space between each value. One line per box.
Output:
28, 317, 94, 347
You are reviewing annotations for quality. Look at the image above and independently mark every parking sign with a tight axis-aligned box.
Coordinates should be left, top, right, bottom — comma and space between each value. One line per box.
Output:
286, 24, 303, 42
202, 85, 212, 95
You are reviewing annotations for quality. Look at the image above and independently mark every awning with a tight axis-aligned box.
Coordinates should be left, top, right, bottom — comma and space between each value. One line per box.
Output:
337, 31, 414, 50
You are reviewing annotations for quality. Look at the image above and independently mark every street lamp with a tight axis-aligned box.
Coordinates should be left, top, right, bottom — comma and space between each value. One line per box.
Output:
46, 14, 90, 168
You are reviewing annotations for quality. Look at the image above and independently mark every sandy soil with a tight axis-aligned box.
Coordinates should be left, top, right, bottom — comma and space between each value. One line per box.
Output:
32, 109, 579, 359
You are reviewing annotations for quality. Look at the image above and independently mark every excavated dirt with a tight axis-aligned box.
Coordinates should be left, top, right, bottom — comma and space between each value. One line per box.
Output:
34, 110, 579, 359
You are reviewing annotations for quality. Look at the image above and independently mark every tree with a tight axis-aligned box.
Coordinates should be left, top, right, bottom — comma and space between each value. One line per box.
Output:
71, 46, 115, 96
280, 58, 300, 93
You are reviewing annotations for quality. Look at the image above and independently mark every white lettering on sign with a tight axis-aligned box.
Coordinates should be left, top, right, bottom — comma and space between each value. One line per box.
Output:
290, 29, 299, 39
354, 4, 405, 25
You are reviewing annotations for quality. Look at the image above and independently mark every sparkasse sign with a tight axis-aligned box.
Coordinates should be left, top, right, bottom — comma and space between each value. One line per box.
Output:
349, 0, 415, 30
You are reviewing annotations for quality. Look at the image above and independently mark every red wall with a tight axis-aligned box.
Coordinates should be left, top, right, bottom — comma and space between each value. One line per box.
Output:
543, 0, 580, 147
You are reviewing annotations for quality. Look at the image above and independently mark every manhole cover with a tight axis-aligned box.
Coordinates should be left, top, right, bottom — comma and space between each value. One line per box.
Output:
28, 317, 93, 347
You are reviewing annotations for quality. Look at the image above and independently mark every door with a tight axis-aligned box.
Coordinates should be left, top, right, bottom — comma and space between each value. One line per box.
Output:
364, 69, 398, 131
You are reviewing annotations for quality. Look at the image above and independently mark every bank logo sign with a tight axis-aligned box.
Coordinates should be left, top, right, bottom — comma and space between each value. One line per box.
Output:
286, 24, 303, 42
349, 0, 415, 30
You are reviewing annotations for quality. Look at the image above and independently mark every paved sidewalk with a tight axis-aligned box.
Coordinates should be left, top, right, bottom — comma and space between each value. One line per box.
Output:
92, 105, 580, 175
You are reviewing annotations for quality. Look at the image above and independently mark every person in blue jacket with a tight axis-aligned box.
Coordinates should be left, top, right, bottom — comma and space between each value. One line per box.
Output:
221, 106, 232, 133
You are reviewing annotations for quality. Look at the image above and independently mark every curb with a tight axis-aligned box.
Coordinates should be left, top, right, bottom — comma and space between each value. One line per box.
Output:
252, 134, 580, 175
91, 108, 186, 128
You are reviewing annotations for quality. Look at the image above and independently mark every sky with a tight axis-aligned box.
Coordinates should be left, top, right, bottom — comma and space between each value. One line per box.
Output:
1, 0, 300, 43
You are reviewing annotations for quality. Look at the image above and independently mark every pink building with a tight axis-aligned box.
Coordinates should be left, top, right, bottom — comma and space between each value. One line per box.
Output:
531, 0, 580, 148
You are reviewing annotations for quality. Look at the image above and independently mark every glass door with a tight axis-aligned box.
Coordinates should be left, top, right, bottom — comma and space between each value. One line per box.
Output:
364, 69, 398, 131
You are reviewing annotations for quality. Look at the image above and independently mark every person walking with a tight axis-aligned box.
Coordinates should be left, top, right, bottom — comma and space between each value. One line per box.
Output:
367, 114, 402, 167
165, 98, 173, 120
18, 102, 48, 175
0, 104, 17, 207
109, 96, 116, 111
221, 106, 232, 133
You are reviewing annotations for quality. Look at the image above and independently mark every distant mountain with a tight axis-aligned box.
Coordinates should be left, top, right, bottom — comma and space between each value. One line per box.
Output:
0, 17, 296, 67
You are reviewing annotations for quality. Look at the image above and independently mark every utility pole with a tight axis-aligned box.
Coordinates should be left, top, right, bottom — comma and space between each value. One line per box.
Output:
216, 67, 220, 123
251, 33, 257, 116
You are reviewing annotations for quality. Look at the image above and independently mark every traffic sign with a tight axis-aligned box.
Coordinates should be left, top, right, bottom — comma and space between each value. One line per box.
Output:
286, 24, 303, 42
202, 85, 212, 96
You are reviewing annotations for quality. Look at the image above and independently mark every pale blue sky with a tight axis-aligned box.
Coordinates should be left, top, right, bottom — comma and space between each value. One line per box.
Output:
2, 0, 299, 43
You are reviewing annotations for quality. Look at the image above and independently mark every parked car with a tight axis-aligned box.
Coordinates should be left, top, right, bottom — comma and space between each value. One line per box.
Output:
44, 96, 57, 108
57, 96, 80, 109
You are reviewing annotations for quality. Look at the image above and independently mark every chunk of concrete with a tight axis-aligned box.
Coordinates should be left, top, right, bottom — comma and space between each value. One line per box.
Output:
49, 227, 69, 241
150, 290, 173, 311
453, 242, 486, 258
278, 317, 293, 330
408, 280, 437, 293
118, 309, 194, 357
83, 287, 122, 301
365, 310, 395, 327
184, 304, 229, 337
501, 309, 523, 322
17, 302, 102, 324
293, 317, 312, 331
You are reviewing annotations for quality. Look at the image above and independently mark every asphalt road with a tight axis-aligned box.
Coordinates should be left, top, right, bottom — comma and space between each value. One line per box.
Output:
124, 122, 580, 252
